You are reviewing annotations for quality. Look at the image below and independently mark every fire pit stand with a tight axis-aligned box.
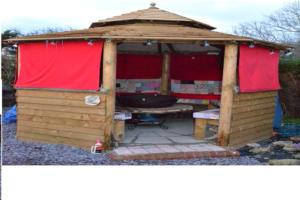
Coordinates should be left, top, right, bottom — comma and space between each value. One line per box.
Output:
116, 104, 193, 129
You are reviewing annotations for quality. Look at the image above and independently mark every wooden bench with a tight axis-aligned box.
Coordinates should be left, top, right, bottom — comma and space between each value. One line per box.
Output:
193, 109, 220, 140
113, 112, 132, 141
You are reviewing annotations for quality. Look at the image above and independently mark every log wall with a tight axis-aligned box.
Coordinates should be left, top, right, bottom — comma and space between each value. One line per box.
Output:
228, 91, 277, 147
16, 89, 107, 149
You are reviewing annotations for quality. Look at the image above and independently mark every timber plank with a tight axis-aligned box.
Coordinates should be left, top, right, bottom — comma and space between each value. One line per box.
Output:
230, 135, 271, 147
233, 92, 277, 101
17, 120, 105, 135
231, 113, 274, 128
232, 103, 275, 113
18, 108, 106, 122
230, 119, 273, 133
17, 125, 103, 141
232, 108, 275, 120
18, 103, 105, 115
17, 132, 96, 149
17, 96, 105, 108
17, 90, 106, 102
103, 40, 117, 147
18, 114, 105, 129
232, 98, 276, 108
230, 124, 273, 138
217, 44, 238, 146
229, 130, 272, 147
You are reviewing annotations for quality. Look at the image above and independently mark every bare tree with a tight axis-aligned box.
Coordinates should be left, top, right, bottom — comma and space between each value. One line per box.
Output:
233, 0, 300, 44
26, 27, 73, 36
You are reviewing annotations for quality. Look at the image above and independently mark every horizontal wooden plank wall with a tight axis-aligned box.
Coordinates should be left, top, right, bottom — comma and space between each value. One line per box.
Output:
16, 89, 107, 149
229, 91, 277, 147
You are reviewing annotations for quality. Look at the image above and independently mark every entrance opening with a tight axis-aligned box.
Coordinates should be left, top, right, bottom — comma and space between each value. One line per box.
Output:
115, 42, 224, 146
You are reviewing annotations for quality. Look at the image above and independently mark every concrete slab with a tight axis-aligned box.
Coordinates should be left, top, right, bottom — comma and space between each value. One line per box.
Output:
173, 145, 195, 152
138, 132, 161, 137
156, 145, 181, 153
156, 131, 181, 137
113, 147, 132, 155
142, 146, 163, 154
121, 136, 137, 144
127, 147, 148, 155
202, 144, 225, 152
110, 144, 239, 160
134, 136, 173, 144
168, 136, 201, 144
187, 144, 225, 152
121, 117, 216, 146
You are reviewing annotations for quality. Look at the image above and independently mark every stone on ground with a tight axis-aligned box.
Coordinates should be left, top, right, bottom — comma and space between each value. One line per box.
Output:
272, 141, 293, 147
246, 143, 261, 148
293, 153, 300, 159
268, 159, 300, 165
283, 144, 300, 152
250, 146, 270, 154
290, 136, 300, 143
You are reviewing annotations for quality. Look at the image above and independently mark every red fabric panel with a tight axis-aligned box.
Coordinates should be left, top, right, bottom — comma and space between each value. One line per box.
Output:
170, 53, 222, 100
239, 45, 280, 92
171, 92, 221, 100
170, 53, 222, 81
16, 40, 103, 90
117, 92, 159, 95
117, 54, 163, 79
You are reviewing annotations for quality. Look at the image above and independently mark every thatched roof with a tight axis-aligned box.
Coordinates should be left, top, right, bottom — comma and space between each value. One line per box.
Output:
8, 5, 290, 50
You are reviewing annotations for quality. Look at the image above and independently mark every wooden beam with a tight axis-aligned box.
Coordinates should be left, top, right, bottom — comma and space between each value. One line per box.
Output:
160, 53, 170, 95
166, 43, 175, 53
194, 119, 207, 140
217, 44, 238, 146
102, 39, 117, 148
157, 43, 162, 54
17, 45, 21, 77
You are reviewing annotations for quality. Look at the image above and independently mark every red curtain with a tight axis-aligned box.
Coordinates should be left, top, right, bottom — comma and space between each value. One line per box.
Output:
16, 40, 103, 90
170, 53, 222, 81
117, 54, 163, 79
170, 53, 222, 100
239, 45, 280, 92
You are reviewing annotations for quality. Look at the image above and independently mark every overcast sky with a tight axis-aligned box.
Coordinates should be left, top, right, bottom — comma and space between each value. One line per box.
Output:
0, 0, 295, 34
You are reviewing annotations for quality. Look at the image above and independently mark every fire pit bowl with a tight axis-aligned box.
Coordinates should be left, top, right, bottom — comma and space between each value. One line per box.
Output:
116, 94, 177, 108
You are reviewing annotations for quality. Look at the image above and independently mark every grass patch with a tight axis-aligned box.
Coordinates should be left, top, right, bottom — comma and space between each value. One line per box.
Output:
283, 117, 300, 124
279, 58, 300, 74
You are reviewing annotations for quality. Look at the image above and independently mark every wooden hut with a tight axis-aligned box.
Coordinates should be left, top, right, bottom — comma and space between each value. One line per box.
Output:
8, 4, 289, 149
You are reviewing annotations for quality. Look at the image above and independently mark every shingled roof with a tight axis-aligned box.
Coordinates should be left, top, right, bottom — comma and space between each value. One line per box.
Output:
90, 4, 215, 30
7, 4, 290, 50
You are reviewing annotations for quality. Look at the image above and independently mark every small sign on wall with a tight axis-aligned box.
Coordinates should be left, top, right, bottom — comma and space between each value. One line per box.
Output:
85, 96, 101, 106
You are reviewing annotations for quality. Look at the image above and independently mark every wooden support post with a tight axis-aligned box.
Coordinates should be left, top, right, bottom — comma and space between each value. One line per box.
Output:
103, 39, 117, 148
113, 120, 125, 141
160, 53, 170, 95
194, 119, 207, 139
194, 118, 219, 140
17, 45, 21, 77
217, 44, 238, 146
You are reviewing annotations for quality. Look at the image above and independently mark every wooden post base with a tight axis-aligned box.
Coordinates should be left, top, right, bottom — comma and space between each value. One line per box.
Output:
113, 120, 125, 142
194, 119, 219, 140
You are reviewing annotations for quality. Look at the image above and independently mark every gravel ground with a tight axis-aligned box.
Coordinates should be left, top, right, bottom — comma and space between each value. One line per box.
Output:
2, 122, 263, 165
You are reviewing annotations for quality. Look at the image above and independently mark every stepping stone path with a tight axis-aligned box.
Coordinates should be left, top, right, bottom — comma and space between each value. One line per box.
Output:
109, 144, 239, 160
